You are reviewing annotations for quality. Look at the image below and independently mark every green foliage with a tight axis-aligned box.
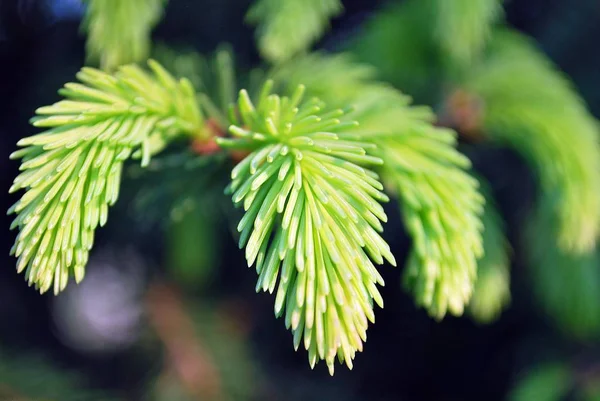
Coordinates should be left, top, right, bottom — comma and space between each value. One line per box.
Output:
433, 0, 503, 66
349, 0, 600, 327
7, 0, 600, 385
378, 125, 484, 319
468, 179, 511, 323
218, 81, 396, 374
82, 0, 167, 71
8, 61, 203, 294
247, 0, 343, 63
270, 53, 484, 319
465, 29, 600, 253
525, 206, 600, 338
508, 363, 572, 401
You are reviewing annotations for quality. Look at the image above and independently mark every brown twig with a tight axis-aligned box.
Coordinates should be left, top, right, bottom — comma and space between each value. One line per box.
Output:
191, 118, 249, 163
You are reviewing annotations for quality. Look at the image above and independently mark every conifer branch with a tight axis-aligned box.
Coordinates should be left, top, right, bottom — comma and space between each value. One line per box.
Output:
247, 0, 343, 63
465, 29, 600, 253
217, 81, 396, 374
82, 0, 167, 71
377, 127, 484, 319
270, 53, 485, 319
8, 60, 202, 294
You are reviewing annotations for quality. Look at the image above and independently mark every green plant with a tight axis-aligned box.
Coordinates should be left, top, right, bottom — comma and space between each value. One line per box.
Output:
6, 0, 600, 377
82, 0, 167, 71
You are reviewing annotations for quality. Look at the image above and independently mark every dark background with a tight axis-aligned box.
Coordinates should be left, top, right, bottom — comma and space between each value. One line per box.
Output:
0, 0, 599, 400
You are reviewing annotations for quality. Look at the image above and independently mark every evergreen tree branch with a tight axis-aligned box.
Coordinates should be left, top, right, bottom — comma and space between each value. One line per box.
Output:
217, 81, 396, 374
465, 29, 600, 253
269, 53, 485, 319
376, 125, 484, 319
468, 177, 511, 323
247, 0, 343, 64
82, 0, 167, 71
8, 60, 203, 294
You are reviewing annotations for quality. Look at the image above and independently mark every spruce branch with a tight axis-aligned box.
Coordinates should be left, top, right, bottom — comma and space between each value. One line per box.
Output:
217, 81, 396, 374
82, 0, 167, 71
468, 178, 511, 324
465, 29, 600, 253
377, 126, 484, 319
8, 60, 203, 294
433, 0, 503, 66
247, 0, 343, 63
270, 53, 485, 319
